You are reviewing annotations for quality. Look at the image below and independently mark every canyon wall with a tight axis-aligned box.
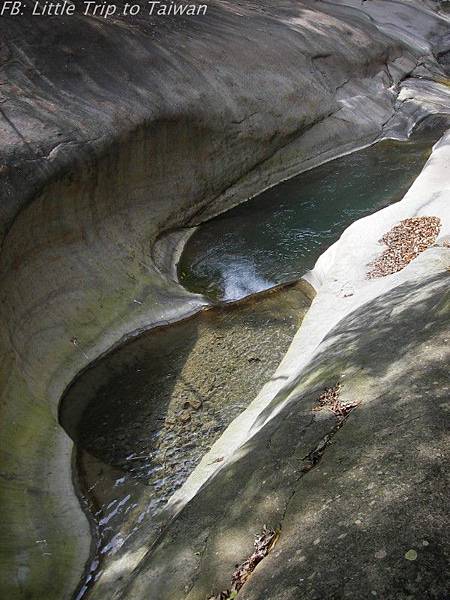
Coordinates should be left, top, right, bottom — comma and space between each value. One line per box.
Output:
0, 1, 448, 597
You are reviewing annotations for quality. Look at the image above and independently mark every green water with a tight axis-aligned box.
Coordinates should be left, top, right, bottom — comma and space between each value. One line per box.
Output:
178, 123, 446, 301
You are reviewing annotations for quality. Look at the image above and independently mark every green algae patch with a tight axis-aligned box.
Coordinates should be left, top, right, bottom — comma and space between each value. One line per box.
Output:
0, 357, 90, 598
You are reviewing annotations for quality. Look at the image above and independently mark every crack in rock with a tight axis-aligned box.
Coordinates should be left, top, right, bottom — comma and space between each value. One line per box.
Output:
279, 405, 358, 529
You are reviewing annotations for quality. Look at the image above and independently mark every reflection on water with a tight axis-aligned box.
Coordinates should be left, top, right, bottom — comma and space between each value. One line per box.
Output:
178, 122, 447, 301
60, 282, 312, 596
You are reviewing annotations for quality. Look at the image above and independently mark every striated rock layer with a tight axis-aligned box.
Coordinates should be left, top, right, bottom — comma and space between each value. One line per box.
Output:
0, 0, 449, 598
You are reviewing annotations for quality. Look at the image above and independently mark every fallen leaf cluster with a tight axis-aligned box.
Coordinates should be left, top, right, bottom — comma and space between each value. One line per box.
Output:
367, 216, 441, 278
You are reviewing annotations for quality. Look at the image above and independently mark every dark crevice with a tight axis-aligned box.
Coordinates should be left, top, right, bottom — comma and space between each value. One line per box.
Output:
278, 404, 358, 529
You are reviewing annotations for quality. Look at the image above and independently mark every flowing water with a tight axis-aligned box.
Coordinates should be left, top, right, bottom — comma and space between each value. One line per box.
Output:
60, 118, 448, 596
178, 122, 447, 301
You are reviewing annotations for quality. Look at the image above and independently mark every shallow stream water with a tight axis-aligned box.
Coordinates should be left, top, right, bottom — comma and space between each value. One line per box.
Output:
60, 281, 312, 596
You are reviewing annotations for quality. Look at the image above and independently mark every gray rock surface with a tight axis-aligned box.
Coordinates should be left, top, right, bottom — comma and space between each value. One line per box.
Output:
0, 1, 449, 598
122, 269, 449, 600
113, 133, 450, 600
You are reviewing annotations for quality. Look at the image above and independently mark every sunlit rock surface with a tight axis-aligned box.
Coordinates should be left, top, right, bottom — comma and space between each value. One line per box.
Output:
0, 0, 449, 598
112, 130, 450, 600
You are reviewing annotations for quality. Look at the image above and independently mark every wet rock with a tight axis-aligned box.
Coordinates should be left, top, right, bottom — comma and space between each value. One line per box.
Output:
179, 411, 191, 424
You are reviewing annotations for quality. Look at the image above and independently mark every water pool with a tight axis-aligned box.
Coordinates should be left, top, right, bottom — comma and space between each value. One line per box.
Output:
178, 123, 447, 301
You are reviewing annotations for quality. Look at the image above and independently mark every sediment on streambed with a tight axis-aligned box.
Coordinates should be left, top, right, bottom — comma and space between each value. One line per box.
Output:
60, 280, 313, 597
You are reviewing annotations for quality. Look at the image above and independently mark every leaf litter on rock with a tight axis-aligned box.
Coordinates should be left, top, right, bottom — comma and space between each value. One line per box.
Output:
313, 383, 358, 418
209, 526, 280, 600
367, 216, 441, 278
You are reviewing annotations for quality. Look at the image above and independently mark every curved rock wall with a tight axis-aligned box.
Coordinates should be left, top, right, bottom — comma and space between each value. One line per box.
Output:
0, 1, 448, 597
111, 128, 450, 600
